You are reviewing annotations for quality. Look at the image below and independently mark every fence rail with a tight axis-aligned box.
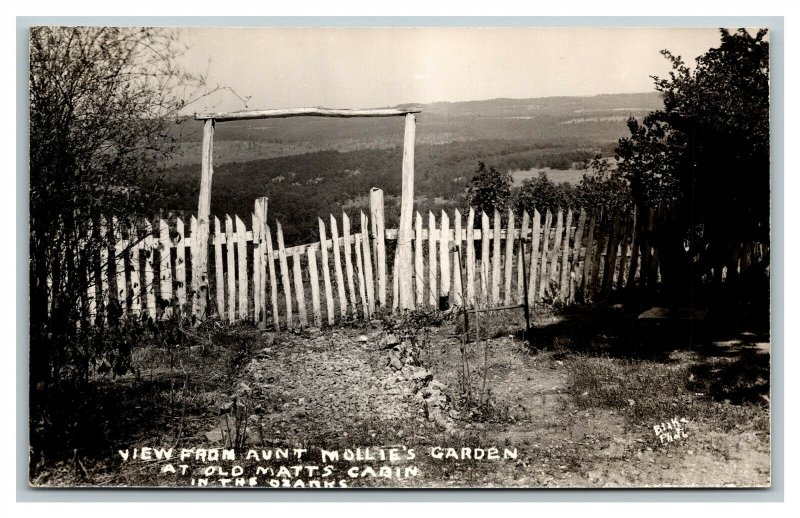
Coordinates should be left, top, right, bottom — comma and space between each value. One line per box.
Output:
61, 188, 768, 329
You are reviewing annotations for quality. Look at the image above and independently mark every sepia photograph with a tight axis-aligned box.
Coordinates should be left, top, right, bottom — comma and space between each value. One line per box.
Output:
26, 24, 772, 489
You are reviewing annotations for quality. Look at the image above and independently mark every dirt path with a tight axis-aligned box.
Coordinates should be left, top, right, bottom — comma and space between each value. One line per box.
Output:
238, 328, 423, 448
205, 316, 770, 488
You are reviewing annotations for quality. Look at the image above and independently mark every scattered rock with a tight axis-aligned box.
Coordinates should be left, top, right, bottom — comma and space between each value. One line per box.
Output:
411, 368, 433, 382
389, 355, 404, 371
384, 334, 401, 347
430, 380, 448, 391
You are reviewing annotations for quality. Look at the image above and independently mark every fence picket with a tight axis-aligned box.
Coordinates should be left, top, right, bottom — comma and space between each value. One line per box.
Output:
318, 218, 335, 324
414, 212, 424, 305
538, 210, 553, 300
516, 211, 530, 304
428, 211, 438, 307
255, 198, 269, 328
582, 213, 596, 300
590, 211, 606, 297
212, 217, 223, 318
276, 221, 293, 327
626, 206, 640, 290
370, 188, 387, 308
503, 209, 515, 305
252, 213, 261, 324
439, 210, 450, 301
616, 213, 630, 291
235, 216, 248, 319
129, 225, 141, 315
330, 215, 348, 316
308, 245, 322, 327
601, 214, 619, 294
392, 250, 400, 311
157, 219, 172, 314
480, 211, 490, 305
354, 232, 368, 318
292, 249, 308, 327
453, 209, 463, 306
549, 209, 564, 288
491, 209, 501, 304
465, 208, 476, 307
143, 219, 156, 315
224, 216, 236, 322
175, 217, 187, 312
190, 215, 198, 311
342, 213, 357, 314
528, 209, 541, 304
569, 210, 587, 303
264, 225, 280, 330
360, 211, 376, 315
558, 210, 573, 302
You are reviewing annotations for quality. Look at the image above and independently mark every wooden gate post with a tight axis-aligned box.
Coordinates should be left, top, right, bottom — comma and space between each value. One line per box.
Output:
193, 118, 215, 320
397, 113, 416, 309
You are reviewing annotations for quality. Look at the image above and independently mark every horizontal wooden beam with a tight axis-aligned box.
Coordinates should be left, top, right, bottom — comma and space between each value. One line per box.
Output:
194, 107, 422, 122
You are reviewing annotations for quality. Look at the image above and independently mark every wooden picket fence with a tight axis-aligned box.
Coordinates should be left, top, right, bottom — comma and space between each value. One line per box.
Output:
73, 187, 767, 329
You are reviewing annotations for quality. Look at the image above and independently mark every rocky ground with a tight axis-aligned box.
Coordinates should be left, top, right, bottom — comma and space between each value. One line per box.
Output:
32, 306, 771, 489
195, 307, 771, 488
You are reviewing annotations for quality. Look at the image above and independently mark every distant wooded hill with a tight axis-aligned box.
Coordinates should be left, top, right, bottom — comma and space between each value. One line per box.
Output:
158, 92, 662, 245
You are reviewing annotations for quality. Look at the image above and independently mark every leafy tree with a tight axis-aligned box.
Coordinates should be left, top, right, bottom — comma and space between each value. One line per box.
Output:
29, 27, 205, 387
513, 171, 575, 217
573, 155, 633, 215
615, 28, 769, 301
467, 161, 512, 216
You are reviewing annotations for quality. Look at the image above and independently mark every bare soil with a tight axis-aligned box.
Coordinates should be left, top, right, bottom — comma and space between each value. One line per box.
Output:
31, 305, 770, 488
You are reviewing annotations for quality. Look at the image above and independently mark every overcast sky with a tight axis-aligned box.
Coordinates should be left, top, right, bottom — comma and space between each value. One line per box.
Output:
175, 27, 726, 113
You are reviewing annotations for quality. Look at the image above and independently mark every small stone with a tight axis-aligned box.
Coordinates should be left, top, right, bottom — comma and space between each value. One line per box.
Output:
430, 380, 447, 390
411, 369, 433, 382
390, 356, 403, 371
356, 335, 369, 343
385, 334, 401, 346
